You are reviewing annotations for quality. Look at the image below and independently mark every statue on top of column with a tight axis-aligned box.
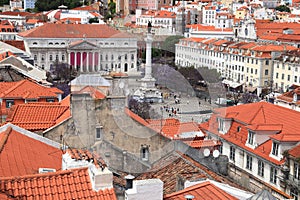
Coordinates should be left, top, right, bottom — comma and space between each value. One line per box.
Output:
147, 21, 152, 34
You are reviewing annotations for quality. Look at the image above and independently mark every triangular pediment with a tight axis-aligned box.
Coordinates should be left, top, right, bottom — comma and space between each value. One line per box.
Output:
68, 40, 99, 50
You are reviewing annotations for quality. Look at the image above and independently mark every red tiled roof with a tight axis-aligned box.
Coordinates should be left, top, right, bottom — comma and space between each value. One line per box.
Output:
184, 139, 221, 148
0, 79, 63, 99
200, 102, 300, 165
164, 181, 238, 200
2, 41, 25, 51
0, 11, 35, 17
289, 144, 300, 158
147, 118, 202, 139
72, 86, 106, 99
0, 167, 117, 200
6, 102, 70, 132
0, 126, 62, 177
0, 51, 14, 61
18, 23, 135, 38
187, 24, 232, 32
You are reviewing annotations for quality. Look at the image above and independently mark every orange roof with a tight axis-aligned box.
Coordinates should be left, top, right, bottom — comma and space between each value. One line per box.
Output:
0, 51, 14, 61
187, 24, 232, 32
164, 181, 238, 200
289, 144, 300, 158
72, 5, 98, 11
6, 102, 70, 132
18, 23, 135, 38
200, 102, 300, 165
0, 79, 63, 99
184, 139, 221, 148
0, 167, 117, 200
2, 40, 25, 51
0, 125, 62, 177
73, 86, 106, 99
147, 118, 202, 139
251, 44, 297, 52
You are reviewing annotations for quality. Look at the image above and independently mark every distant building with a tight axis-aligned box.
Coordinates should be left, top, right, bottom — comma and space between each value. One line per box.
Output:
24, 0, 36, 10
17, 23, 138, 74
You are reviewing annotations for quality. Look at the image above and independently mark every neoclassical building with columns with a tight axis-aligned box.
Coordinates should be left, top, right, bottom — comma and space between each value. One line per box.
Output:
16, 23, 138, 73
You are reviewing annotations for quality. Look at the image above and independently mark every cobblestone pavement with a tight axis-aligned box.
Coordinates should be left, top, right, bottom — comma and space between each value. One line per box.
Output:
150, 94, 219, 123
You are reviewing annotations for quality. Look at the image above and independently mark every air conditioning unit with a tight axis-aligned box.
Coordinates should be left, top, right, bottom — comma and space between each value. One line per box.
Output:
39, 168, 56, 174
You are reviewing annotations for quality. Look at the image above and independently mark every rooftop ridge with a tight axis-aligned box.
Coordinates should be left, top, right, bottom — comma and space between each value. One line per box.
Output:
0, 127, 12, 153
1, 79, 26, 97
0, 123, 61, 149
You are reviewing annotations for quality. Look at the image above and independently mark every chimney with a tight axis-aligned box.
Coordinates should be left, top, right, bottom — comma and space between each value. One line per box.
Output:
5, 51, 9, 58
125, 179, 163, 200
184, 194, 195, 200
88, 163, 113, 191
125, 174, 135, 189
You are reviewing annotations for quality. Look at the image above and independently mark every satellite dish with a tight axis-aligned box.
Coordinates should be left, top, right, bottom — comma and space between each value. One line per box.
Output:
203, 148, 210, 157
213, 149, 220, 158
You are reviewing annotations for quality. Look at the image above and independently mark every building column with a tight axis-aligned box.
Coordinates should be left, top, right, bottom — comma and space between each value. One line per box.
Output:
92, 51, 95, 72
80, 51, 83, 72
87, 52, 90, 72
75, 52, 77, 69
98, 52, 101, 71
68, 52, 71, 66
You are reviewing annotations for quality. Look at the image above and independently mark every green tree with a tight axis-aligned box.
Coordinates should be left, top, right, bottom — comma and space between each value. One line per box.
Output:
161, 35, 184, 55
0, 0, 9, 7
35, 0, 82, 11
275, 5, 291, 12
89, 17, 99, 24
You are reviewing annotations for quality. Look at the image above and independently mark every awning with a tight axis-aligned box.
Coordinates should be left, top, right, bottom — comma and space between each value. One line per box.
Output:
222, 80, 243, 89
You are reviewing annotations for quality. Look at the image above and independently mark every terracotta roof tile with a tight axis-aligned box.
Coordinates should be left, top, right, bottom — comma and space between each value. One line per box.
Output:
0, 79, 63, 99
200, 102, 300, 165
0, 167, 117, 200
2, 41, 25, 51
6, 102, 70, 132
0, 126, 62, 177
18, 23, 135, 38
289, 144, 300, 158
164, 181, 238, 200
75, 86, 106, 99
184, 139, 221, 148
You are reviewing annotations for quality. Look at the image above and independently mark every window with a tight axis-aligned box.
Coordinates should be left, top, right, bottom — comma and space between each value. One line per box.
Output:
265, 69, 269, 76
218, 118, 224, 132
237, 126, 241, 132
288, 75, 290, 81
282, 74, 285, 80
230, 146, 235, 161
255, 69, 257, 74
56, 55, 59, 61
26, 99, 37, 103
247, 131, 255, 145
294, 163, 300, 180
246, 154, 252, 170
6, 100, 14, 108
34, 54, 37, 61
62, 54, 65, 61
258, 160, 264, 177
96, 127, 102, 139
272, 142, 279, 156
270, 166, 277, 184
141, 145, 149, 161
49, 55, 53, 61
46, 98, 55, 102
295, 76, 298, 82
266, 60, 269, 65
41, 55, 45, 61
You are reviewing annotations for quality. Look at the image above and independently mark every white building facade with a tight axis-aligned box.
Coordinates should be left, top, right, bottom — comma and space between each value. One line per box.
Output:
17, 23, 138, 74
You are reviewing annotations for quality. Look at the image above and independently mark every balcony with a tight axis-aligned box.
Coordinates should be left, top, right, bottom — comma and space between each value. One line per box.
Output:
286, 174, 300, 188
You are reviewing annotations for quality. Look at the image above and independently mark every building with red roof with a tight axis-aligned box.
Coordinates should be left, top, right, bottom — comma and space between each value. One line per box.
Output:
164, 181, 238, 200
0, 123, 117, 199
0, 79, 63, 120
17, 23, 138, 74
200, 102, 298, 199
5, 98, 70, 133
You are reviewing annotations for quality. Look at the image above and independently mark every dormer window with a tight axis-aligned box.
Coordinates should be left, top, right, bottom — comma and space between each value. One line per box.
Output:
141, 145, 149, 161
218, 118, 224, 132
247, 131, 255, 145
271, 142, 279, 156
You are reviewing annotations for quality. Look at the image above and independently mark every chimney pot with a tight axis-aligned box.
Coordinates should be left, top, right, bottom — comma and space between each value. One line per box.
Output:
125, 174, 135, 190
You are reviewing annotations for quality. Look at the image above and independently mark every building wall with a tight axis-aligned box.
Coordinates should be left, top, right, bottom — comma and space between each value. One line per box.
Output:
22, 37, 138, 73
